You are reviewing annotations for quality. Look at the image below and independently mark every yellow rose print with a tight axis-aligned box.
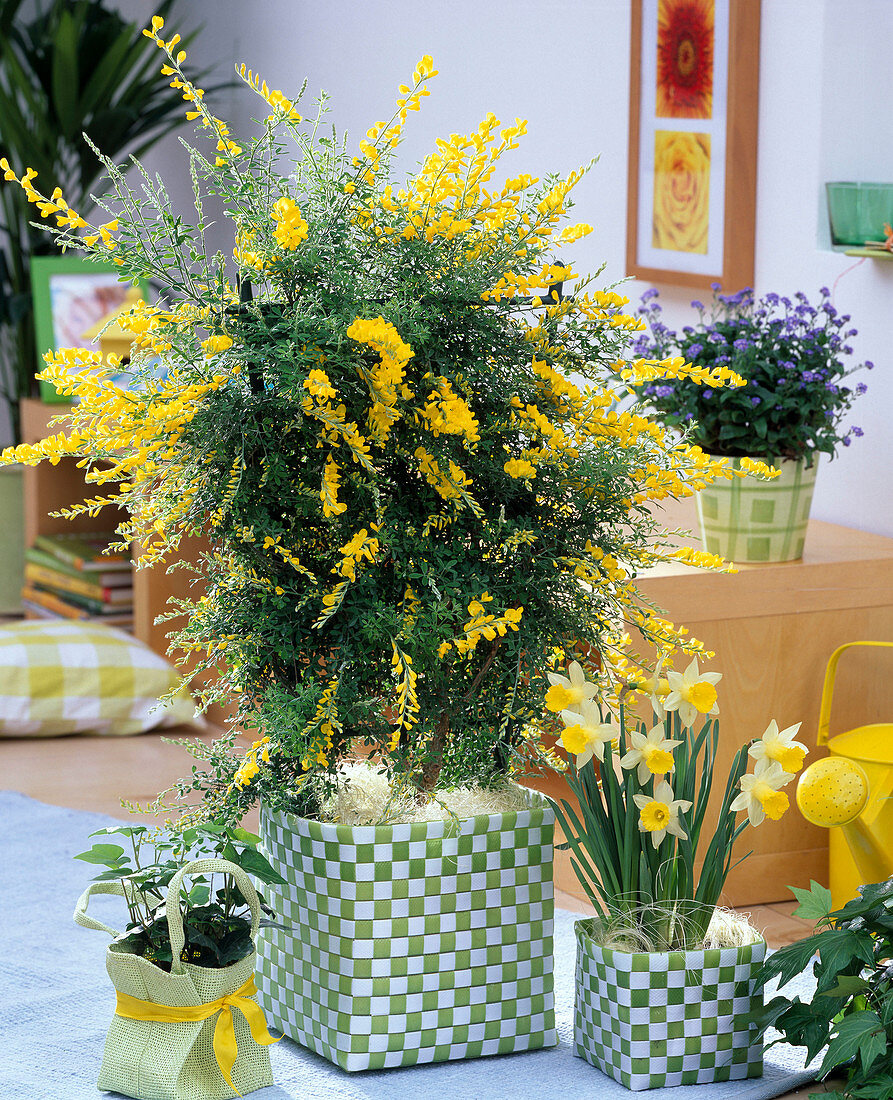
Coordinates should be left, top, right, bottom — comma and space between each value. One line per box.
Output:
652, 130, 710, 254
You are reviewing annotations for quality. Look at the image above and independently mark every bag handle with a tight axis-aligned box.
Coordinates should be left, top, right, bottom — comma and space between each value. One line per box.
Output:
165, 858, 262, 974
73, 880, 132, 936
817, 640, 893, 746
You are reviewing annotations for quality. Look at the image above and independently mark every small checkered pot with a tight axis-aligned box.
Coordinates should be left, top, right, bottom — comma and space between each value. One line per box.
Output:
256, 800, 558, 1071
573, 918, 765, 1092
695, 456, 818, 563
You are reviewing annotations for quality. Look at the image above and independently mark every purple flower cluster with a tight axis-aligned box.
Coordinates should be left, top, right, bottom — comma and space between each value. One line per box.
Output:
642, 384, 676, 399
627, 285, 871, 462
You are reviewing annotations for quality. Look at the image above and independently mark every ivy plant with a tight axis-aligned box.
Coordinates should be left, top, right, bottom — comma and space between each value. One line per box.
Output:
759, 878, 893, 1100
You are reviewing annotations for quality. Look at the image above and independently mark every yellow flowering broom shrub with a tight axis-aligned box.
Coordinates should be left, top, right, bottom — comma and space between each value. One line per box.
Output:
0, 17, 766, 817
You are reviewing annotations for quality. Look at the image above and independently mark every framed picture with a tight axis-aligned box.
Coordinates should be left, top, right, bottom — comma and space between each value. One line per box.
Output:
30, 255, 148, 404
626, 0, 760, 290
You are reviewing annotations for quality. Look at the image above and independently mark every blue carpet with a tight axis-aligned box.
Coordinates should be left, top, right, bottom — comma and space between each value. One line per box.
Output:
0, 791, 820, 1099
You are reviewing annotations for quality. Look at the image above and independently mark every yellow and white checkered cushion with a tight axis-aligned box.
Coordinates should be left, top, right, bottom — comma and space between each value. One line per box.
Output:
0, 621, 203, 736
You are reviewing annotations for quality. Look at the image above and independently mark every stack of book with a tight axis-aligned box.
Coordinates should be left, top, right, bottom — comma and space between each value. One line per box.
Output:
23, 531, 134, 627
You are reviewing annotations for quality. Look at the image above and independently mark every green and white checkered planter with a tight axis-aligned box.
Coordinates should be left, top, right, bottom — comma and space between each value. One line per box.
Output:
696, 457, 818, 563
256, 801, 557, 1071
573, 919, 765, 1091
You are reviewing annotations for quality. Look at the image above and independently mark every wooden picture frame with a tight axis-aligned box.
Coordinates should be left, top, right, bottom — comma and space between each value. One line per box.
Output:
626, 0, 760, 291
30, 255, 146, 404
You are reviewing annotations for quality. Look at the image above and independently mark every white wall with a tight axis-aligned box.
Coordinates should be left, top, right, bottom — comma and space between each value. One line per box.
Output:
750, 0, 892, 536
119, 0, 892, 535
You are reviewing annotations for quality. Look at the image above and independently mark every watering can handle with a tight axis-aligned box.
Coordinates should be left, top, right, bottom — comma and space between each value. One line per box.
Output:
816, 641, 893, 746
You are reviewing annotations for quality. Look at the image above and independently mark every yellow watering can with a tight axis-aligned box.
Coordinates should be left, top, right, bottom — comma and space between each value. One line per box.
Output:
796, 641, 893, 910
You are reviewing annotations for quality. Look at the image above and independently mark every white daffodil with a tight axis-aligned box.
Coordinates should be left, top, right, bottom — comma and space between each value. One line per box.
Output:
663, 657, 722, 728
748, 719, 808, 775
632, 779, 692, 849
730, 758, 795, 826
559, 699, 619, 767
546, 659, 598, 715
638, 654, 671, 719
620, 722, 681, 785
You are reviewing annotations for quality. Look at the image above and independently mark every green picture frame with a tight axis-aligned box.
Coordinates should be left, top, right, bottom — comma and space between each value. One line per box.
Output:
30, 255, 148, 404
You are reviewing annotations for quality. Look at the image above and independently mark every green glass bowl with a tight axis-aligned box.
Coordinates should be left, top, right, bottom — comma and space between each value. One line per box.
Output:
826, 181, 893, 246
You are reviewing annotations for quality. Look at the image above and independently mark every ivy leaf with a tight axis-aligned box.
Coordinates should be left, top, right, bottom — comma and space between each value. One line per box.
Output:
833, 877, 893, 923
848, 1072, 893, 1098
816, 928, 876, 976
760, 936, 820, 990
818, 975, 872, 999
760, 997, 832, 1062
788, 880, 833, 921
820, 1010, 887, 1076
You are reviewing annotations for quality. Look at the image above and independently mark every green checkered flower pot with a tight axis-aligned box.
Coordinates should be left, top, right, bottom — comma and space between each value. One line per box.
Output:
696, 457, 818, 563
256, 801, 557, 1071
573, 919, 765, 1091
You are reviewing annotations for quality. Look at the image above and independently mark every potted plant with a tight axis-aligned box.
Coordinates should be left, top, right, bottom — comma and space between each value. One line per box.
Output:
1, 15, 772, 1073
625, 285, 870, 562
759, 879, 893, 1100
0, 0, 220, 613
546, 653, 809, 1090
74, 822, 285, 1099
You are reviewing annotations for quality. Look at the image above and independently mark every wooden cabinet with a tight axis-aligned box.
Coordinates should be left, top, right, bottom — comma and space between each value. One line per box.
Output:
641, 497, 893, 905
526, 495, 893, 908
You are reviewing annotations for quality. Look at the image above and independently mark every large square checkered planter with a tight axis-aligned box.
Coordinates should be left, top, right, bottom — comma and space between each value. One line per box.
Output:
256, 801, 557, 1071
574, 919, 765, 1091
696, 456, 818, 563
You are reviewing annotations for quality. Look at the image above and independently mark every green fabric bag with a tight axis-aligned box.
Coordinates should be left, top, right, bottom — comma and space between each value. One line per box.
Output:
75, 858, 277, 1100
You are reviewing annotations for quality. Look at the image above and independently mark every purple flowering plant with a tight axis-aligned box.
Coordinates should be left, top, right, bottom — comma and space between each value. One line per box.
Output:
627, 285, 869, 464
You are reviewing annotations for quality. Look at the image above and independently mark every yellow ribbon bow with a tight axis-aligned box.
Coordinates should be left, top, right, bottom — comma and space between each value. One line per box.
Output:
114, 974, 280, 1097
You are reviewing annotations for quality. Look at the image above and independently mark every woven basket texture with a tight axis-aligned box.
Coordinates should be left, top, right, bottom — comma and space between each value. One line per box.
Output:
256, 803, 558, 1071
574, 919, 766, 1091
